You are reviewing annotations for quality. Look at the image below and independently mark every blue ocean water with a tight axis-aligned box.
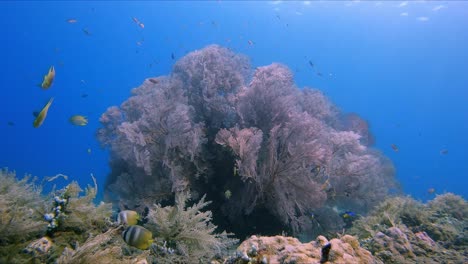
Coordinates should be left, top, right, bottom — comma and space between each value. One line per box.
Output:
1, 1, 467, 202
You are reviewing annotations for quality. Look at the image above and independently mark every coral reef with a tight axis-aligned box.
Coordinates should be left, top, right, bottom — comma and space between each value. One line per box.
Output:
146, 191, 238, 264
0, 170, 113, 263
97, 44, 399, 236
224, 234, 379, 264
350, 194, 468, 263
0, 169, 47, 244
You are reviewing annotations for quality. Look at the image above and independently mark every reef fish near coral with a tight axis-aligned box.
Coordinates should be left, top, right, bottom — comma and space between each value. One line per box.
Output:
122, 225, 153, 250
117, 210, 139, 226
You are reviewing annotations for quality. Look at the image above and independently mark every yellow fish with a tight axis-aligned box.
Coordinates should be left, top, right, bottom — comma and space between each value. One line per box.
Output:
33, 98, 54, 128
117, 210, 140, 226
69, 115, 88, 126
122, 225, 153, 250
41, 66, 55, 89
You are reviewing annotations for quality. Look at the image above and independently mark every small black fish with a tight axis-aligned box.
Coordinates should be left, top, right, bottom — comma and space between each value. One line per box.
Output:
317, 72, 323, 77
81, 93, 89, 98
7, 121, 15, 126
171, 53, 175, 60
309, 60, 314, 67
320, 243, 332, 263
82, 28, 92, 36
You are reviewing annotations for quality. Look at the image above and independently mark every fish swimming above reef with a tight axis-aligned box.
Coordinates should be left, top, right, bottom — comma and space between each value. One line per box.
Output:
117, 210, 140, 226
41, 66, 55, 89
69, 115, 88, 126
391, 144, 399, 152
122, 225, 153, 250
427, 188, 436, 195
33, 97, 54, 128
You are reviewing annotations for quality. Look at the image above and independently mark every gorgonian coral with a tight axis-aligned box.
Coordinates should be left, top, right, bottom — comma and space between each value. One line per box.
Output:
97, 45, 399, 236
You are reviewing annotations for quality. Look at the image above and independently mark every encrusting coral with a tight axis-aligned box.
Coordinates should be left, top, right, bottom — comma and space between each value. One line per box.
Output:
224, 234, 379, 264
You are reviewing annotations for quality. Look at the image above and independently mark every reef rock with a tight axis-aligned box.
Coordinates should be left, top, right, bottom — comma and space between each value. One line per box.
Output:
24, 236, 53, 257
227, 234, 381, 264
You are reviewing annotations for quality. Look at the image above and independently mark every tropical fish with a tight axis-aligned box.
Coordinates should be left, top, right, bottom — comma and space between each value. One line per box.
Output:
391, 144, 399, 152
341, 211, 356, 219
171, 52, 175, 60
248, 40, 254, 45
148, 78, 159, 84
87, 148, 92, 154
321, 178, 331, 191
132, 17, 139, 23
82, 28, 91, 36
41, 66, 55, 89
33, 98, 54, 128
69, 115, 88, 126
66, 18, 78, 23
7, 121, 14, 126
311, 165, 321, 176
427, 188, 436, 195
310, 212, 315, 220
122, 225, 153, 250
117, 210, 140, 226
308, 60, 314, 68
139, 23, 145, 29
224, 189, 232, 200
440, 149, 448, 155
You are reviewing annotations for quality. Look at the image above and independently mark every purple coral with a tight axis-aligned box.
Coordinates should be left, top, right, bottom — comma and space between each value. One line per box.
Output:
97, 45, 399, 236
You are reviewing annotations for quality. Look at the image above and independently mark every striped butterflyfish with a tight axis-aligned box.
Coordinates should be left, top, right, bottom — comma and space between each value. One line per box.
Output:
117, 210, 139, 226
122, 225, 153, 250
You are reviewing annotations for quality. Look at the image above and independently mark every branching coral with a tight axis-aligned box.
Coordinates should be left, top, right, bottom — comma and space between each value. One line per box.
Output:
0, 169, 46, 244
56, 178, 113, 235
145, 191, 238, 263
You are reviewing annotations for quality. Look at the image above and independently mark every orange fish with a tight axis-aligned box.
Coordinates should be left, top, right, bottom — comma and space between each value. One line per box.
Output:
391, 144, 399, 152
66, 18, 78, 23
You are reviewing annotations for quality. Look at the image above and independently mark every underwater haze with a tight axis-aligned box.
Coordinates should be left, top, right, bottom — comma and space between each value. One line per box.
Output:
1, 0, 467, 206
